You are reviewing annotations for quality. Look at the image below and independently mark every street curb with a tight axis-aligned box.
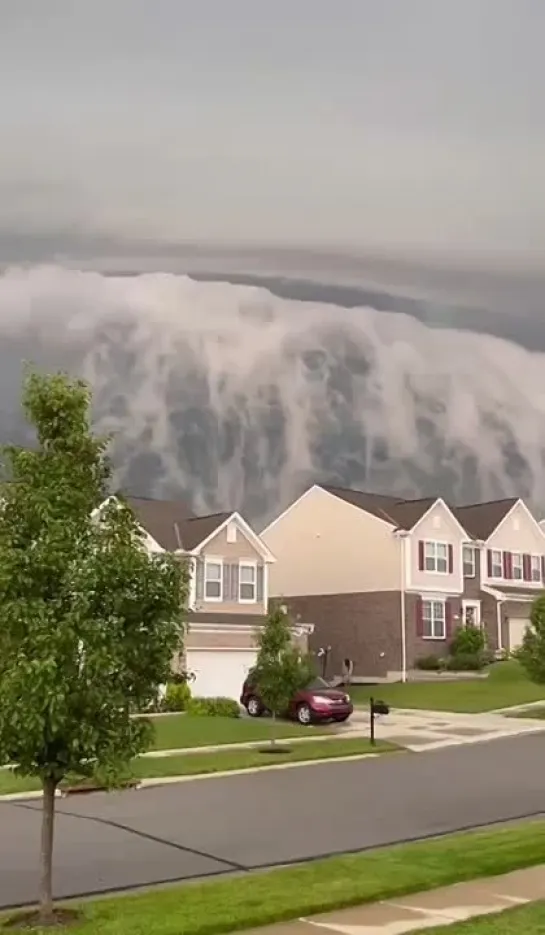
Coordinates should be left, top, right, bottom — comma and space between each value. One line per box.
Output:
0, 753, 382, 801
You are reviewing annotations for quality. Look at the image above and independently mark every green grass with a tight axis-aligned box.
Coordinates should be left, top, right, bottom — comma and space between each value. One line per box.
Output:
349, 661, 545, 713
150, 713, 332, 750
4, 821, 545, 934
422, 902, 545, 933
0, 737, 389, 797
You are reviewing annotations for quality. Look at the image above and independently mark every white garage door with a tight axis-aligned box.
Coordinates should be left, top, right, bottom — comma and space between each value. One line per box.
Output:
508, 617, 530, 652
186, 650, 257, 701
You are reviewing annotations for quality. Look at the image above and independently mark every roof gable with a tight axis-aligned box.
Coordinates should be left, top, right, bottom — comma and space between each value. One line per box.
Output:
321, 485, 440, 531
452, 498, 518, 541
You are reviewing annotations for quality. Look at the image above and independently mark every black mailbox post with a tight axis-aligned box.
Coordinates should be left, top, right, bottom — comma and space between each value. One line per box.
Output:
369, 697, 390, 745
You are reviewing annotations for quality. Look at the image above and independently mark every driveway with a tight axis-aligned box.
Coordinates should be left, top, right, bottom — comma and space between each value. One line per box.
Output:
2, 734, 545, 909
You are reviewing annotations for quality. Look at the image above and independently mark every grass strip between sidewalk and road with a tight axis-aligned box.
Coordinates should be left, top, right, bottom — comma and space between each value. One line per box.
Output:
3, 821, 545, 934
0, 737, 394, 797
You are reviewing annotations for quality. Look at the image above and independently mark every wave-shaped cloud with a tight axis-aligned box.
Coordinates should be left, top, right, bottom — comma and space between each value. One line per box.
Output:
0, 265, 543, 523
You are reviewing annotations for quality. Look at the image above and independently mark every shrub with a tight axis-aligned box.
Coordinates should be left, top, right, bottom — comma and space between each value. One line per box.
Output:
446, 652, 485, 672
187, 696, 240, 718
163, 681, 192, 712
415, 654, 444, 671
450, 624, 486, 657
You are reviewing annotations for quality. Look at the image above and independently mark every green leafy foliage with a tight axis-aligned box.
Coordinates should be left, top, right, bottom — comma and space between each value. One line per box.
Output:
517, 595, 545, 682
163, 682, 192, 712
414, 654, 444, 671
0, 369, 189, 918
450, 624, 486, 656
254, 606, 314, 723
187, 696, 240, 718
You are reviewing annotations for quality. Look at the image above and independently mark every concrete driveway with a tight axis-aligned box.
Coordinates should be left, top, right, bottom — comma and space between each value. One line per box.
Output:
2, 733, 545, 910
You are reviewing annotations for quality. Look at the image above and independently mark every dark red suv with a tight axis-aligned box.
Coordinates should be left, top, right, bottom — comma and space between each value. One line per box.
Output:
240, 674, 353, 725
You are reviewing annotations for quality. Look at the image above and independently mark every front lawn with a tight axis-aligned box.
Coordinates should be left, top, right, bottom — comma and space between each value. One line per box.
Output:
423, 902, 545, 933
0, 737, 390, 797
150, 713, 333, 750
3, 821, 545, 934
349, 661, 545, 712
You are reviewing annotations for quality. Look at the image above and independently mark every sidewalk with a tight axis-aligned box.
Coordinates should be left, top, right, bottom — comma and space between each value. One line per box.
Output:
240, 864, 545, 935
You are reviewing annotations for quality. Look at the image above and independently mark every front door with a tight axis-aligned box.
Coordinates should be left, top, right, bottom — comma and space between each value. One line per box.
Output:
462, 601, 481, 628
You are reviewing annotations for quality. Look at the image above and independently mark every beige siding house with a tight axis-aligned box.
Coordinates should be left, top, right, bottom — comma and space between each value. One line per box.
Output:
104, 496, 312, 700
261, 485, 545, 680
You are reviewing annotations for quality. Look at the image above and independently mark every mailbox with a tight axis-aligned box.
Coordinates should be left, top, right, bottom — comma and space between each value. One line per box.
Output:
369, 696, 390, 745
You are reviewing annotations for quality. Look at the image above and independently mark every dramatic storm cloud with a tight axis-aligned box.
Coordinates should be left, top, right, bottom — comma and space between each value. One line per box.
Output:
1, 266, 544, 523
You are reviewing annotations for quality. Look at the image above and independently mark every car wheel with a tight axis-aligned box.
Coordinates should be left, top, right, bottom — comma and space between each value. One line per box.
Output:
246, 696, 263, 717
296, 703, 312, 725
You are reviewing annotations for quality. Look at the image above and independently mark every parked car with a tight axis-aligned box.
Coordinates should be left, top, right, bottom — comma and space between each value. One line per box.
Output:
240, 673, 353, 725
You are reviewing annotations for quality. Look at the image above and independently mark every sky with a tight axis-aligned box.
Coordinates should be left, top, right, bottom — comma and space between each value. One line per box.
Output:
1, 0, 544, 268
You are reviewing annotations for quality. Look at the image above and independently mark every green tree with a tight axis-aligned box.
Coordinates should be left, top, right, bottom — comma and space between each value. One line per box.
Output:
254, 605, 314, 743
517, 595, 545, 682
0, 370, 188, 925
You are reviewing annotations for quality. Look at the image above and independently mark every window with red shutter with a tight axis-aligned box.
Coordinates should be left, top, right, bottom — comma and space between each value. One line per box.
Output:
487, 549, 492, 576
541, 555, 545, 582
448, 544, 453, 574
416, 597, 424, 637
445, 602, 453, 638
503, 551, 513, 579
522, 554, 531, 581
418, 541, 424, 571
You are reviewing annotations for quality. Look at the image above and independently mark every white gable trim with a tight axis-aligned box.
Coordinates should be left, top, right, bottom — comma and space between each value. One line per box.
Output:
409, 498, 470, 539
485, 498, 545, 544
92, 495, 165, 553
184, 512, 276, 563
259, 484, 323, 536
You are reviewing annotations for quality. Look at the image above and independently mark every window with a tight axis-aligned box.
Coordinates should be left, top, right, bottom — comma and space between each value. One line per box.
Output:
490, 550, 502, 577
424, 541, 448, 573
422, 600, 446, 639
512, 553, 523, 581
239, 563, 256, 602
463, 546, 476, 577
531, 555, 542, 582
204, 561, 222, 600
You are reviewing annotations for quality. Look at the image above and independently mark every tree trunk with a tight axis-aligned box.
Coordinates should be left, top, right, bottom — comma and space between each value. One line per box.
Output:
39, 776, 57, 925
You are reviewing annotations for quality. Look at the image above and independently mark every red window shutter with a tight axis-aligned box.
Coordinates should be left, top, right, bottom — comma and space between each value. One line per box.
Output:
541, 555, 545, 582
523, 554, 531, 581
503, 551, 512, 579
445, 602, 453, 639
448, 544, 454, 574
418, 541, 424, 571
487, 549, 492, 576
416, 598, 424, 637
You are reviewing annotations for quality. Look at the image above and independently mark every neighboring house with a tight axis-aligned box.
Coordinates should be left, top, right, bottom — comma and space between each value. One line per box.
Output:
260, 485, 545, 681
454, 498, 545, 655
97, 495, 311, 700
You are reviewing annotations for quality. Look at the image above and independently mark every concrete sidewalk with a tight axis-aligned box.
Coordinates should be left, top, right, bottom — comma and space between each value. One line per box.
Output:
241, 864, 545, 935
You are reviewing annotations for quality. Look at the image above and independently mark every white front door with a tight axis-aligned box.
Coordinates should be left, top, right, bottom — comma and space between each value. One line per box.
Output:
462, 601, 481, 627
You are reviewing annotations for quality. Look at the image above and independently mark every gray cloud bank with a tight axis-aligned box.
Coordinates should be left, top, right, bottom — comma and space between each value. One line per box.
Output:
0, 265, 544, 524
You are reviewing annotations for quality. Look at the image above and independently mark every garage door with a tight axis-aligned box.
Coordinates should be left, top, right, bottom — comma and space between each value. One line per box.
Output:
508, 617, 530, 652
186, 650, 257, 701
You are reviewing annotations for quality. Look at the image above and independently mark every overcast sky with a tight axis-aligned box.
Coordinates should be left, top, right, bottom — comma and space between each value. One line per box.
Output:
1, 0, 544, 267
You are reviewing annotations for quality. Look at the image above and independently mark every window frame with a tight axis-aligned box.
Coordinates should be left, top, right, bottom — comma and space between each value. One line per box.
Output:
239, 561, 257, 603
422, 599, 446, 640
490, 549, 503, 578
462, 545, 476, 578
204, 558, 223, 602
530, 554, 542, 583
424, 540, 449, 574
511, 552, 523, 581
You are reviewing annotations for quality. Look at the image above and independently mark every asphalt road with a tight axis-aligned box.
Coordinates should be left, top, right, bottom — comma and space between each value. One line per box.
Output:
3, 734, 545, 909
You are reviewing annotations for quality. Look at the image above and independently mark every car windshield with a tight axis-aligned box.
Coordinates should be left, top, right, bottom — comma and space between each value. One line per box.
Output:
307, 677, 332, 690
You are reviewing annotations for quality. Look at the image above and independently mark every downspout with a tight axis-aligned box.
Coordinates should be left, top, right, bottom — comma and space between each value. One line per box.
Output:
398, 531, 408, 682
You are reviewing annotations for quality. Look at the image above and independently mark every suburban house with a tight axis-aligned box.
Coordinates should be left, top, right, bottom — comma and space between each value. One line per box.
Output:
260, 485, 545, 681
100, 496, 311, 700
454, 498, 545, 655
